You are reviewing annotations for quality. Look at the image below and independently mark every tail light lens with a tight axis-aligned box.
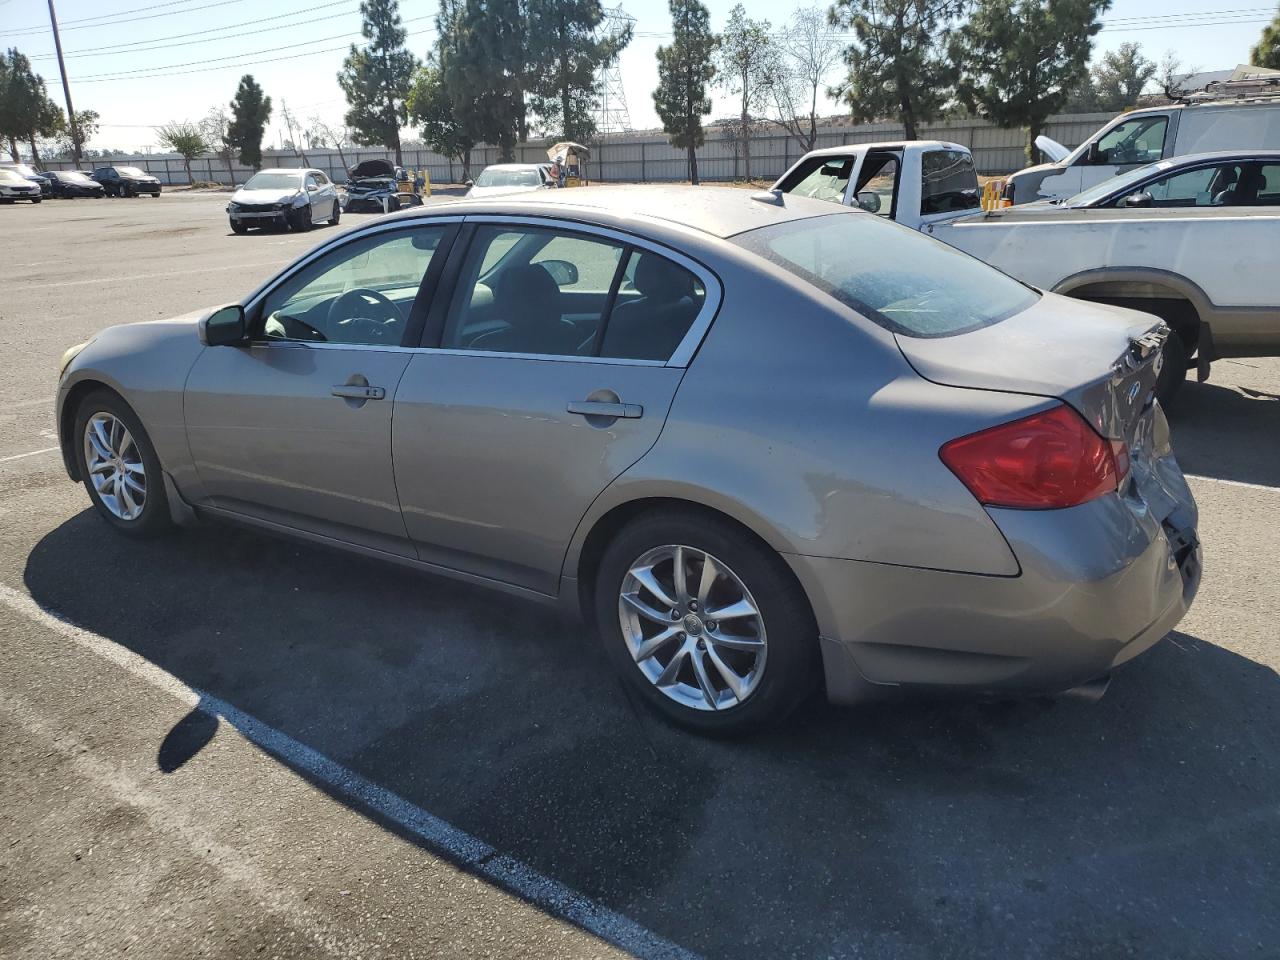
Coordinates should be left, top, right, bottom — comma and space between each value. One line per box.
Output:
940, 404, 1128, 509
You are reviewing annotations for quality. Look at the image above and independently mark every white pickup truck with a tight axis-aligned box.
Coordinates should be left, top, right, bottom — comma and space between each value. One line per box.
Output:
774, 140, 1280, 401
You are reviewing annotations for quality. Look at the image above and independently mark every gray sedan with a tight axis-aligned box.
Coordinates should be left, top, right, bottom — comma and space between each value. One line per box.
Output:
55, 186, 1201, 734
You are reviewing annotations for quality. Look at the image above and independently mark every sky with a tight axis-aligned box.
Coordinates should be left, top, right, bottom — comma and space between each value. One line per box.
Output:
0, 0, 1275, 153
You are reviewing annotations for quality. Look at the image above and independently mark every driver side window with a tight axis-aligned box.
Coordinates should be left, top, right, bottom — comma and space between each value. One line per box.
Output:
1092, 116, 1168, 166
257, 227, 446, 346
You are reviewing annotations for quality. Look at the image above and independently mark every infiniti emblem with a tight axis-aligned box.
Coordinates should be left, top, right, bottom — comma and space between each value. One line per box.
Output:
683, 614, 704, 636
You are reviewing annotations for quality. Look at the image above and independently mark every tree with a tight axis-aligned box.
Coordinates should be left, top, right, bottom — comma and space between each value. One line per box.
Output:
338, 0, 419, 165
1093, 42, 1155, 110
762, 7, 844, 154
951, 0, 1111, 161
1156, 50, 1198, 101
832, 0, 962, 140
654, 0, 717, 185
200, 106, 237, 186
156, 122, 208, 183
714, 4, 772, 179
0, 49, 61, 166
1251, 6, 1280, 70
525, 0, 632, 142
280, 100, 309, 164
442, 0, 527, 162
408, 64, 475, 179
227, 74, 272, 170
310, 115, 353, 171
44, 108, 98, 160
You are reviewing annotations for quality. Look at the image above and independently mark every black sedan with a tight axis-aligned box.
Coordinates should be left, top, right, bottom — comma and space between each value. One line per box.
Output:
92, 165, 162, 197
46, 170, 106, 199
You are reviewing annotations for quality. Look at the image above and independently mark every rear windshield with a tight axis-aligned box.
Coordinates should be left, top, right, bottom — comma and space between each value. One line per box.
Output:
733, 213, 1038, 338
475, 168, 543, 187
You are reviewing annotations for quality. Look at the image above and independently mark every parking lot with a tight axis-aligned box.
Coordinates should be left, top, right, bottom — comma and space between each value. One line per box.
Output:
1, 192, 1278, 959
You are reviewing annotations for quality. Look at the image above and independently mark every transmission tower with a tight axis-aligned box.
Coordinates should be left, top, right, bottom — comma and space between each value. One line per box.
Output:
595, 6, 635, 136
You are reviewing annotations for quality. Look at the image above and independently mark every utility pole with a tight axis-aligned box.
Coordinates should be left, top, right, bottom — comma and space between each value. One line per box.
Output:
47, 0, 82, 167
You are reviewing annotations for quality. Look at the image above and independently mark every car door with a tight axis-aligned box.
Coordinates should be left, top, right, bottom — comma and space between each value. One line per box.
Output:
392, 219, 719, 595
184, 220, 458, 556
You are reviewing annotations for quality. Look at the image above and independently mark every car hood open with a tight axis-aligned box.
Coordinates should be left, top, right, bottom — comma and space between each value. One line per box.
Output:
349, 159, 396, 179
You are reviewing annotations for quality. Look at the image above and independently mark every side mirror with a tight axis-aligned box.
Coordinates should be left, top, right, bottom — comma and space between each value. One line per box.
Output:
540, 259, 579, 286
1086, 142, 1103, 164
464, 179, 474, 187
1120, 192, 1154, 209
854, 191, 882, 214
198, 304, 247, 346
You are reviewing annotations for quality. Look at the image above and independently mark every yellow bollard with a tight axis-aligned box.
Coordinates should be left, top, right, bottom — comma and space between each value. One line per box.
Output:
422, 168, 431, 198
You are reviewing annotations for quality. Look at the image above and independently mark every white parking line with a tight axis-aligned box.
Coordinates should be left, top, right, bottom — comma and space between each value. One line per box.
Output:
0, 446, 59, 464
1185, 474, 1279, 493
0, 582, 700, 960
9, 259, 292, 291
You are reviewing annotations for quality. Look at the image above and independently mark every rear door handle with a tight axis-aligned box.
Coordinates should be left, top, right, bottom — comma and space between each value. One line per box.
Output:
567, 400, 643, 419
331, 384, 386, 400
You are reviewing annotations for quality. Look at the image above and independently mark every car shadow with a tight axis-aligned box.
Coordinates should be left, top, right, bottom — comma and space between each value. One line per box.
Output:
23, 514, 1280, 959
1167, 375, 1280, 488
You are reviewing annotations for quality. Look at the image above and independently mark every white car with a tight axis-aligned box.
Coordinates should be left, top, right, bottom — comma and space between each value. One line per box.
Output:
227, 168, 340, 234
465, 164, 553, 198
0, 167, 43, 203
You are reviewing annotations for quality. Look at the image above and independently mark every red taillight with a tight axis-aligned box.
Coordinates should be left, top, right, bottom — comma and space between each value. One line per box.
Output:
940, 404, 1128, 509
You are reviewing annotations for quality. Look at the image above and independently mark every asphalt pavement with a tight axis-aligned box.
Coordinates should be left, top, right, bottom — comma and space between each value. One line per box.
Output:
1, 192, 1278, 960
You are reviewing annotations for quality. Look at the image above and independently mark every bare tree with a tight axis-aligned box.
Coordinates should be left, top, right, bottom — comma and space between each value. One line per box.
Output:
762, 7, 844, 155
280, 100, 309, 165
200, 106, 237, 186
1157, 50, 1200, 102
309, 115, 351, 172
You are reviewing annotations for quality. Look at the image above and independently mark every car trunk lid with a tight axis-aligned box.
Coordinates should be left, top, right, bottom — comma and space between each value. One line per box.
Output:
895, 293, 1196, 532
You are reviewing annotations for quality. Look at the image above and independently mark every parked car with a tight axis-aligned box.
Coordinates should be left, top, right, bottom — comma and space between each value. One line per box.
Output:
1005, 75, 1280, 204
93, 165, 162, 197
227, 167, 340, 233
343, 158, 424, 213
0, 161, 52, 196
45, 170, 106, 199
465, 163, 554, 198
0, 167, 43, 202
776, 141, 1280, 401
54, 187, 1200, 735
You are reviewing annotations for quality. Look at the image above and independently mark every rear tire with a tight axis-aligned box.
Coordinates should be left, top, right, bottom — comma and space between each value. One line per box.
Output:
74, 390, 173, 538
594, 509, 819, 736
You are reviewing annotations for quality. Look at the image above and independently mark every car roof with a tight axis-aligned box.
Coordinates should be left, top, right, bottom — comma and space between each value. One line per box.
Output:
396, 184, 852, 239
798, 140, 967, 159
1156, 148, 1280, 162
252, 167, 311, 175
481, 163, 549, 170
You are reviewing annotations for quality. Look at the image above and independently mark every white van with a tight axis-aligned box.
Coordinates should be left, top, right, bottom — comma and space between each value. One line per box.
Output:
1005, 73, 1280, 203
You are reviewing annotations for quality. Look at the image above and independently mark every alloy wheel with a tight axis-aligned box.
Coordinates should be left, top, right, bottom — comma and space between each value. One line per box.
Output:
618, 545, 767, 712
83, 412, 146, 521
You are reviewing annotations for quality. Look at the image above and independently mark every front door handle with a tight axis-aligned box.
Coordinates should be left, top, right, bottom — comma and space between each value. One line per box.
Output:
331, 384, 386, 400
567, 400, 643, 419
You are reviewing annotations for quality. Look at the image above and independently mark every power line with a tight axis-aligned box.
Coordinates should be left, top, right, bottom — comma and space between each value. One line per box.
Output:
2, 0, 252, 37
9, 0, 236, 30
67, 24, 436, 84
30, 1, 357, 60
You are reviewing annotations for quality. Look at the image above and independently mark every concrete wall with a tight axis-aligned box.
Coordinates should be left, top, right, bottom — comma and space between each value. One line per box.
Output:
46, 112, 1115, 186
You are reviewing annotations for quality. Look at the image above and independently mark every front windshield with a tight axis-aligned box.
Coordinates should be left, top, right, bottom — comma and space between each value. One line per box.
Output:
6, 164, 38, 177
1063, 159, 1173, 207
244, 172, 302, 191
60, 172, 93, 184
734, 213, 1038, 338
117, 166, 148, 177
475, 168, 543, 187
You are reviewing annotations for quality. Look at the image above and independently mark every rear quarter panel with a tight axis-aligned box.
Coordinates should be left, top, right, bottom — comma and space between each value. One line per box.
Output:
569, 246, 1051, 579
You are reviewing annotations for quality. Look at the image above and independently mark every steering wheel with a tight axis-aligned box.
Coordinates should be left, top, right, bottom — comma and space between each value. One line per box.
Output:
326, 287, 402, 342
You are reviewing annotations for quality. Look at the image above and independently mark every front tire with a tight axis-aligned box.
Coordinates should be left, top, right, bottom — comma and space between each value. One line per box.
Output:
74, 390, 173, 538
230, 218, 248, 235
594, 509, 818, 736
290, 204, 313, 231
329, 201, 340, 226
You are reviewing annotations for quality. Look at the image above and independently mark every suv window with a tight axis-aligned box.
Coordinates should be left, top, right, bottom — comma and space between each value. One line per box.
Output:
779, 155, 853, 204
920, 149, 980, 214
442, 225, 624, 356
1091, 116, 1168, 165
258, 227, 447, 345
734, 214, 1038, 338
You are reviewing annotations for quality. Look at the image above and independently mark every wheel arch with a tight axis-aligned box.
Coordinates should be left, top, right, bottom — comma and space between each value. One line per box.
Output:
566, 487, 808, 627
1052, 267, 1212, 350
59, 378, 129, 482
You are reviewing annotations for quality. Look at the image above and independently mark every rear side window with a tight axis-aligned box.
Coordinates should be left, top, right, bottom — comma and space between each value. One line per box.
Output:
778, 155, 853, 204
734, 214, 1038, 338
600, 250, 706, 360
920, 150, 980, 214
1175, 107, 1280, 155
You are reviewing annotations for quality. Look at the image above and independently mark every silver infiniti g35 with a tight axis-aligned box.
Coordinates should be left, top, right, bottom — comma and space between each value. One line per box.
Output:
55, 186, 1202, 734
